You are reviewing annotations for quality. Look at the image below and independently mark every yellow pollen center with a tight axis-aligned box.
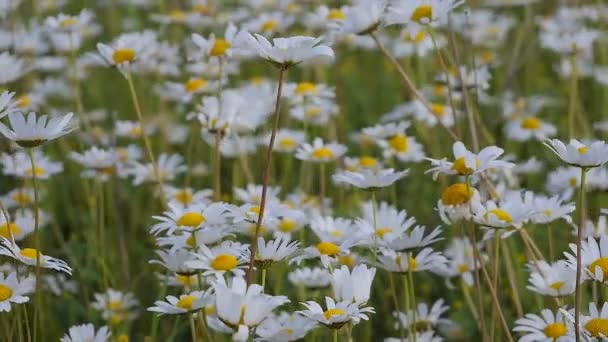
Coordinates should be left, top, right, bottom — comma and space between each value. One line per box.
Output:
457, 263, 469, 273
569, 178, 577, 187
26, 167, 45, 177
11, 191, 31, 205
359, 156, 378, 168
107, 299, 122, 310
487, 209, 513, 223
261, 20, 278, 32
20, 248, 40, 259
312, 147, 334, 160
211, 254, 238, 271
451, 157, 479, 175
338, 254, 356, 268
278, 218, 297, 232
177, 212, 206, 227
176, 274, 196, 287
184, 78, 208, 93
411, 5, 433, 23
441, 183, 473, 206
544, 323, 567, 338
169, 10, 186, 22
585, 318, 608, 337
408, 257, 418, 271
589, 257, 608, 281
578, 146, 588, 155
17, 95, 30, 108
0, 284, 13, 301
112, 48, 136, 64
210, 39, 231, 56
434, 85, 447, 96
0, 223, 21, 239
389, 134, 409, 152
316, 242, 340, 256
177, 295, 197, 310
295, 82, 318, 95
549, 281, 565, 290
431, 103, 447, 117
59, 17, 77, 27
279, 137, 297, 149
323, 308, 346, 320
376, 227, 392, 238
521, 117, 541, 130
175, 190, 193, 205
328, 9, 346, 20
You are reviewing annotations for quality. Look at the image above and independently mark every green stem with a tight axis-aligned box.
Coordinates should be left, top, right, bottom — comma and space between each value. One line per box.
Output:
568, 53, 579, 139
574, 167, 588, 342
333, 328, 339, 342
27, 148, 41, 342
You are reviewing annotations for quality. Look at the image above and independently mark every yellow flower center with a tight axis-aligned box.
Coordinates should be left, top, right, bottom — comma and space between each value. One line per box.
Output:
486, 209, 513, 223
441, 183, 473, 206
118, 335, 129, 342
305, 107, 321, 118
328, 9, 346, 21
26, 167, 46, 177
408, 257, 417, 271
389, 134, 409, 152
177, 295, 197, 310
376, 227, 392, 238
261, 19, 278, 32
175, 190, 193, 205
569, 177, 578, 187
176, 274, 196, 287
543, 323, 567, 338
338, 254, 356, 268
316, 242, 340, 256
431, 103, 447, 117
0, 284, 13, 301
0, 223, 21, 239
110, 313, 125, 325
404, 31, 426, 43
451, 157, 479, 175
279, 137, 298, 149
11, 191, 31, 205
480, 50, 495, 64
411, 5, 433, 23
211, 254, 238, 271
521, 117, 541, 130
359, 156, 378, 168
589, 257, 608, 281
549, 281, 565, 290
323, 308, 346, 320
312, 147, 334, 160
434, 85, 447, 97
457, 263, 469, 273
59, 17, 77, 28
184, 78, 208, 93
17, 95, 30, 108
107, 299, 123, 310
278, 218, 297, 232
205, 305, 216, 316
20, 248, 40, 259
578, 146, 588, 155
295, 82, 318, 95
112, 48, 136, 64
585, 318, 608, 337
177, 212, 206, 227
169, 10, 187, 22
210, 39, 231, 57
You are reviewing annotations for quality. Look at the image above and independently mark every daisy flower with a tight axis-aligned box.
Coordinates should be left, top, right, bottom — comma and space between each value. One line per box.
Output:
513, 309, 570, 341
426, 141, 513, 180
505, 116, 557, 142
91, 289, 139, 324
96, 34, 145, 72
149, 249, 198, 277
115, 120, 154, 139
70, 146, 122, 181
0, 111, 74, 147
0, 238, 72, 274
295, 138, 347, 163
393, 299, 450, 332
472, 191, 531, 232
212, 276, 289, 341
60, 324, 111, 342
267, 129, 306, 153
1, 150, 63, 180
128, 153, 186, 185
529, 194, 575, 224
332, 0, 387, 36
565, 236, 608, 283
377, 247, 447, 273
527, 261, 576, 297
1, 188, 35, 209
255, 311, 318, 341
151, 202, 229, 235
331, 264, 376, 305
234, 184, 281, 205
0, 52, 28, 84
544, 139, 608, 168
191, 23, 238, 59
0, 271, 34, 312
288, 267, 332, 289
579, 302, 608, 339
332, 168, 408, 190
578, 215, 608, 240
0, 91, 19, 119
437, 183, 482, 224
0, 209, 35, 241
385, 0, 464, 32
247, 236, 300, 269
234, 33, 334, 69
186, 241, 249, 277
148, 290, 210, 315
162, 186, 212, 207
299, 296, 374, 329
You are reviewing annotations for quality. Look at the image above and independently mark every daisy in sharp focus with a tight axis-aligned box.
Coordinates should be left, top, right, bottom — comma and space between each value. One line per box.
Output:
299, 296, 374, 329
376, 247, 447, 274
0, 271, 34, 312
385, 0, 464, 34
246, 236, 300, 269
0, 111, 74, 147
513, 309, 570, 342
295, 138, 347, 163
148, 290, 211, 315
473, 191, 531, 238
565, 236, 608, 284
527, 260, 576, 297
544, 139, 608, 169
60, 324, 111, 342
426, 141, 514, 180
437, 183, 483, 224
150, 202, 229, 235
0, 237, 72, 274
186, 240, 249, 277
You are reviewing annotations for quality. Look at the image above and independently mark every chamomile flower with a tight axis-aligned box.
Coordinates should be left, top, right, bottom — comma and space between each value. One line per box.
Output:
505, 116, 557, 142
186, 241, 248, 277
149, 249, 198, 276
0, 238, 72, 274
544, 139, 608, 168
234, 184, 281, 205
579, 302, 608, 339
295, 138, 347, 163
151, 202, 229, 235
386, 0, 464, 32
393, 299, 450, 332
513, 309, 570, 342
288, 267, 332, 289
565, 236, 608, 283
235, 33, 334, 68
255, 312, 318, 341
0, 91, 19, 118
299, 296, 374, 328
161, 77, 218, 103
1, 150, 63, 179
70, 147, 121, 181
248, 236, 300, 269
128, 153, 186, 185
579, 215, 608, 240
96, 34, 144, 72
191, 23, 238, 59
115, 120, 154, 139
163, 186, 212, 207
529, 194, 575, 224
332, 0, 387, 36
437, 183, 482, 224
1, 188, 35, 209
267, 129, 306, 153
427, 141, 513, 179
45, 10, 94, 33
91, 289, 139, 324
377, 247, 447, 273
212, 276, 289, 341
473, 192, 531, 233
0, 52, 28, 84
60, 324, 111, 342
331, 264, 376, 304
0, 271, 33, 312
527, 261, 576, 297
148, 290, 210, 315
0, 209, 35, 241
0, 111, 74, 147
333, 168, 408, 190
